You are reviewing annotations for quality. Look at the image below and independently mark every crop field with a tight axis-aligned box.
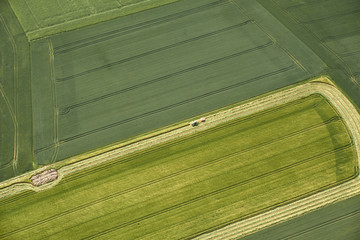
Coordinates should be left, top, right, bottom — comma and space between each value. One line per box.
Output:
30, 0, 326, 166
241, 194, 360, 240
0, 93, 357, 239
259, 0, 360, 107
8, 0, 181, 40
0, 1, 33, 181
1, 0, 360, 238
276, 0, 360, 75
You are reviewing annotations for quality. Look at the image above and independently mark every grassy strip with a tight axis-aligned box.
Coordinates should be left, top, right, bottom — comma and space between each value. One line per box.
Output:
0, 92, 355, 239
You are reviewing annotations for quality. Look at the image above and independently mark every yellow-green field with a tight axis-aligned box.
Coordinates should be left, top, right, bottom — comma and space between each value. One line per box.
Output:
0, 93, 356, 239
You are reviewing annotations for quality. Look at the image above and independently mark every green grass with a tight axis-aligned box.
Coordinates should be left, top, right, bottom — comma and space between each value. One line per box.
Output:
30, 0, 325, 166
0, 94, 356, 239
0, 1, 33, 181
241, 193, 360, 240
8, 0, 182, 41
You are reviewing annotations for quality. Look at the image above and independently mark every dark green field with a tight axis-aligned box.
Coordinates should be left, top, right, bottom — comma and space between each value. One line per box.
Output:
259, 0, 360, 106
8, 0, 181, 40
31, 0, 325, 165
0, 94, 356, 239
242, 194, 360, 240
0, 1, 33, 181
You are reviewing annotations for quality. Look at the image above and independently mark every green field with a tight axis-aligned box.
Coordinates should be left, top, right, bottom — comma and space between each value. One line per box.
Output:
242, 194, 360, 240
0, 1, 33, 181
8, 0, 181, 40
0, 94, 356, 239
30, 0, 326, 166
259, 0, 360, 107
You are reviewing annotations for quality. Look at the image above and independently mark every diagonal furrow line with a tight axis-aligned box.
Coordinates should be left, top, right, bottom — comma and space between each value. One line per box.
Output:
53, 0, 227, 53
58, 41, 272, 114
82, 145, 351, 240
55, 21, 253, 81
1, 117, 342, 238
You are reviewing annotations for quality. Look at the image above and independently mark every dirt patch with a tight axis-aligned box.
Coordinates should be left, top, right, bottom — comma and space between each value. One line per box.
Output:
30, 169, 58, 187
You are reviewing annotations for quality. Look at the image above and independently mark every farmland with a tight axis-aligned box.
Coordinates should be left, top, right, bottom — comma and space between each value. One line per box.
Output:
0, 1, 33, 181
1, 0, 360, 238
30, 0, 325, 166
8, 0, 182, 40
0, 91, 357, 239
241, 194, 360, 240
259, 0, 360, 107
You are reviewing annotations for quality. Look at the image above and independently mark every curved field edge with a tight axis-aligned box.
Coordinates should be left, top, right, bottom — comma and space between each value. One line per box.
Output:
0, 77, 358, 238
0, 77, 357, 206
195, 78, 360, 240
8, 0, 182, 41
0, 77, 356, 238
0, 77, 358, 194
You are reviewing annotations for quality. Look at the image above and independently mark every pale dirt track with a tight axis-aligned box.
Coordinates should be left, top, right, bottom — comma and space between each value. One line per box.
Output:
0, 78, 359, 239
